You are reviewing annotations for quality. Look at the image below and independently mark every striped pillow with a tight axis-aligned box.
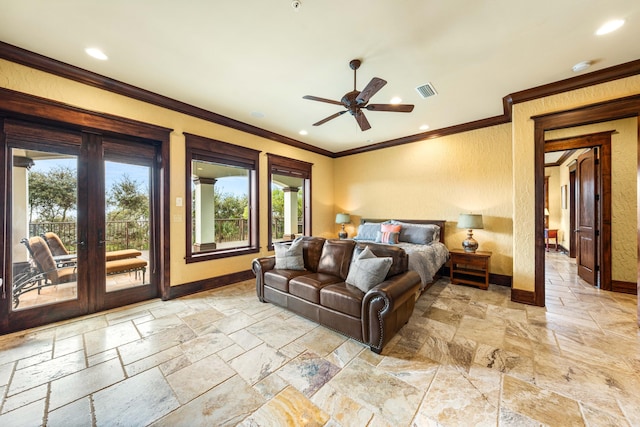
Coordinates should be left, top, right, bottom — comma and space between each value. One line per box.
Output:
376, 230, 399, 244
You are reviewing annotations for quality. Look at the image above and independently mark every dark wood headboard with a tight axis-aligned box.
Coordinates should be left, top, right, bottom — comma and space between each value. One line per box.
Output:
360, 219, 446, 244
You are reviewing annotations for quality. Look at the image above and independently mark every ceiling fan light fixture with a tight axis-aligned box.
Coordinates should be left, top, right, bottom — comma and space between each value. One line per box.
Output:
390, 97, 402, 104
415, 82, 437, 99
303, 59, 414, 131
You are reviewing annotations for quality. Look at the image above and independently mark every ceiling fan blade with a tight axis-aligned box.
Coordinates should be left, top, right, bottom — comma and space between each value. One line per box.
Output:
312, 110, 347, 126
303, 95, 344, 106
355, 77, 387, 105
366, 103, 415, 112
354, 110, 371, 131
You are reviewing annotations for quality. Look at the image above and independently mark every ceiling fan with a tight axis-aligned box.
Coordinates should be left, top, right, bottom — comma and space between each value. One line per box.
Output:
303, 59, 414, 131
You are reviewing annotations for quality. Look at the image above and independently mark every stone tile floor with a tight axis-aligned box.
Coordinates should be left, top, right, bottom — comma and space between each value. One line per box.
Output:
0, 251, 638, 426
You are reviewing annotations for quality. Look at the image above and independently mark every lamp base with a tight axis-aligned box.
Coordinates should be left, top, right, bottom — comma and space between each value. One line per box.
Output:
338, 231, 347, 239
462, 230, 478, 253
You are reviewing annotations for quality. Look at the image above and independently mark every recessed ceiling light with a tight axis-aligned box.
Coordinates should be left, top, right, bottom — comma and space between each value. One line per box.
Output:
572, 61, 592, 73
251, 111, 265, 118
596, 19, 625, 35
85, 47, 108, 60
390, 97, 402, 104
419, 124, 430, 131
299, 130, 308, 136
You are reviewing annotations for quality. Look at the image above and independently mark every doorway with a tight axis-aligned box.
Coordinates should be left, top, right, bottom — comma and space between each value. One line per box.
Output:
544, 132, 613, 290
2, 119, 163, 333
533, 96, 640, 312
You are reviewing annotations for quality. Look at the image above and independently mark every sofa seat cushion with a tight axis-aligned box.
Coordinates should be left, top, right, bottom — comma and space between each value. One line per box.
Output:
320, 283, 364, 318
264, 269, 308, 292
289, 273, 342, 303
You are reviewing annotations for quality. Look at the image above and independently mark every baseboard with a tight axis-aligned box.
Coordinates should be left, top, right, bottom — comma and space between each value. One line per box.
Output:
612, 280, 637, 295
490, 273, 512, 287
511, 288, 537, 305
167, 270, 254, 299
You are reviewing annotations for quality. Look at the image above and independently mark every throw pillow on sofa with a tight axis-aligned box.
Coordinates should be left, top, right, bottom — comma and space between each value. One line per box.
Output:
274, 236, 305, 270
346, 246, 393, 292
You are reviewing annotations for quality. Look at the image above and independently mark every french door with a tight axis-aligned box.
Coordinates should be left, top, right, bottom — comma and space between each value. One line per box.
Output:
1, 120, 160, 332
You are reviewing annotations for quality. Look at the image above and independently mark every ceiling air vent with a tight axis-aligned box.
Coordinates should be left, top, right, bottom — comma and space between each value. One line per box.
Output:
415, 82, 437, 99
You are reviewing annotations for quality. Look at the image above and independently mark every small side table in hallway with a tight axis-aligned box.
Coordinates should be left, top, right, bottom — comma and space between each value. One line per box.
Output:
545, 228, 559, 252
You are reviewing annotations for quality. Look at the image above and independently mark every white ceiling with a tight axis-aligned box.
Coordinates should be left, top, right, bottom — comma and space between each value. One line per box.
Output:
1, 0, 639, 153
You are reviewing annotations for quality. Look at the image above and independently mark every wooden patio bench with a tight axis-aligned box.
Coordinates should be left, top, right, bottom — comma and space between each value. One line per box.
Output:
14, 236, 147, 308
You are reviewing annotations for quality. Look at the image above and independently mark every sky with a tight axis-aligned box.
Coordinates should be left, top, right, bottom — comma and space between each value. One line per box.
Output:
31, 157, 150, 194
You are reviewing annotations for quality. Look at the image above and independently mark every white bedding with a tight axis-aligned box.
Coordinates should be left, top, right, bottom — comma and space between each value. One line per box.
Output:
356, 240, 449, 289
396, 241, 449, 289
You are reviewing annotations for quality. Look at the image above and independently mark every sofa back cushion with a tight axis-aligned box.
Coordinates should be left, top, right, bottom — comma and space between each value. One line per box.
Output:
300, 236, 326, 272
317, 239, 356, 280
354, 242, 408, 278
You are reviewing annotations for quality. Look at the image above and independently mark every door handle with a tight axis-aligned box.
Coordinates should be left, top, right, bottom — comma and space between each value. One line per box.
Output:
97, 229, 110, 247
73, 240, 86, 247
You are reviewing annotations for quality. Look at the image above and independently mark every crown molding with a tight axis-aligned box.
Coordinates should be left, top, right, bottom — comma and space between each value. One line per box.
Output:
1, 41, 638, 158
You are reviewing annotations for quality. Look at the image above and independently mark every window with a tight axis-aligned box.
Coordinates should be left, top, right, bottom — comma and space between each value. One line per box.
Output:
185, 133, 260, 262
267, 154, 312, 249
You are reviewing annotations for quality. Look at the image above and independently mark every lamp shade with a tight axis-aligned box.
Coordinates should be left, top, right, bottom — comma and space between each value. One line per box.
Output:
335, 213, 350, 224
457, 213, 483, 229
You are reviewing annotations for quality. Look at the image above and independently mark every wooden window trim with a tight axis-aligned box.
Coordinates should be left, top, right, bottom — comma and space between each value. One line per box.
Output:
184, 133, 260, 262
267, 153, 312, 250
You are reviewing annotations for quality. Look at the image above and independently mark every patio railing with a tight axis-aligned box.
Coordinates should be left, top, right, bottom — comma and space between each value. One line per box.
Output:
31, 218, 304, 251
29, 220, 149, 252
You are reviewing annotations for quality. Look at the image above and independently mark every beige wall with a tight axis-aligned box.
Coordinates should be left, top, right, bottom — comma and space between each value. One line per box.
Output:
334, 124, 514, 276
546, 118, 638, 283
544, 165, 562, 231
0, 59, 335, 287
2, 57, 639, 292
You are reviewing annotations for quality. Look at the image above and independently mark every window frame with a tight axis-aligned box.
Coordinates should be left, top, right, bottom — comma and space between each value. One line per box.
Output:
185, 133, 260, 262
267, 153, 312, 250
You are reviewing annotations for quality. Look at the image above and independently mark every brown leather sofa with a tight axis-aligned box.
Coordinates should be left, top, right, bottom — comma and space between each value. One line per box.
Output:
252, 237, 421, 353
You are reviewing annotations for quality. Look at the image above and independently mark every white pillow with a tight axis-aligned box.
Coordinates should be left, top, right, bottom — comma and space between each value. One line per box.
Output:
346, 246, 393, 292
273, 236, 305, 270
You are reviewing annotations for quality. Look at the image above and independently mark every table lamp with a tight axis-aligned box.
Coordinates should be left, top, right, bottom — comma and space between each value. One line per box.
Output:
335, 213, 350, 239
458, 213, 484, 253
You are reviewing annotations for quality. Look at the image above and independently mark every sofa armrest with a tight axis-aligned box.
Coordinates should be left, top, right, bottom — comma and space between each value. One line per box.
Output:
362, 270, 421, 352
252, 256, 276, 302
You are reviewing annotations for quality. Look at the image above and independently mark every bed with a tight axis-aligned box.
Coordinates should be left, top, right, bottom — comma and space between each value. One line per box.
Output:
355, 219, 450, 291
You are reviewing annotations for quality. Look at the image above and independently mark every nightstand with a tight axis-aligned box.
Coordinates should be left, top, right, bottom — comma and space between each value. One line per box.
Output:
449, 249, 492, 290
544, 228, 558, 252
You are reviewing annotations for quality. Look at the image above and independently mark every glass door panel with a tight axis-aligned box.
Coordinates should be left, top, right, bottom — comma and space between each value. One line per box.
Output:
98, 139, 157, 310
104, 160, 151, 292
10, 148, 81, 311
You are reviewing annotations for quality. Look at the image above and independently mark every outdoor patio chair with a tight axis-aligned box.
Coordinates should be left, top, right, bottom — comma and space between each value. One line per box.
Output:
13, 236, 77, 308
42, 232, 77, 267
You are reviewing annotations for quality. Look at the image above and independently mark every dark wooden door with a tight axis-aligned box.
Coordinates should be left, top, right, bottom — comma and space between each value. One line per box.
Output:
576, 148, 598, 286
